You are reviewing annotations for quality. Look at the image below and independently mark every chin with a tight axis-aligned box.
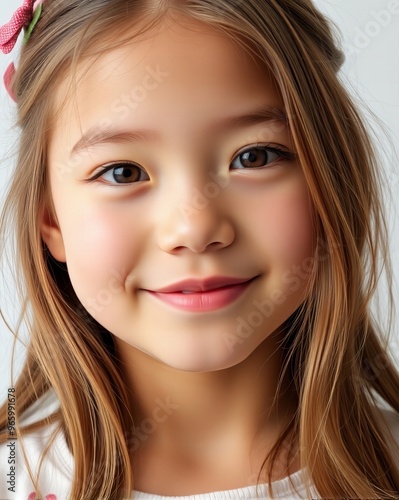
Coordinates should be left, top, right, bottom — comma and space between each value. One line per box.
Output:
157, 345, 256, 373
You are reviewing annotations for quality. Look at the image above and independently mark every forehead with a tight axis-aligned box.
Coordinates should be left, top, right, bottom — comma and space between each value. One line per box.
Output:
49, 17, 284, 152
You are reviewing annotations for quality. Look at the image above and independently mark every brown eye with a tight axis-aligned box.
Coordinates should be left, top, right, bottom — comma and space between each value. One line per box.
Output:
93, 162, 150, 184
231, 146, 294, 170
112, 164, 142, 183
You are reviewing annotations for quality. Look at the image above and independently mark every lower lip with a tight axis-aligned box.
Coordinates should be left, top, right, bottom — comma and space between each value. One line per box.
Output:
145, 279, 257, 313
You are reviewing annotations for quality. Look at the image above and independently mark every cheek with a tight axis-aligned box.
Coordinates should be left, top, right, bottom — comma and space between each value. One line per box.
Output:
246, 175, 315, 269
267, 191, 314, 262
56, 200, 142, 297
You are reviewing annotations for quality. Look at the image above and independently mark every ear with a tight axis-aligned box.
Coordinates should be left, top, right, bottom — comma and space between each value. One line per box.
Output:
39, 202, 67, 263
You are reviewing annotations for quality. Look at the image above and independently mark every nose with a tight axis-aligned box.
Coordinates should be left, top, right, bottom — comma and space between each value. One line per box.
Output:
155, 189, 235, 255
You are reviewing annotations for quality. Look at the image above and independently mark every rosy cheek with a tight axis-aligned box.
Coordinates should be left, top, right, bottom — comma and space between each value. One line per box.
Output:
61, 206, 134, 291
273, 194, 314, 262
253, 180, 315, 268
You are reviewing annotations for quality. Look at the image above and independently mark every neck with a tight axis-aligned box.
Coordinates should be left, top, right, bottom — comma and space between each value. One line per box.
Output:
114, 327, 297, 459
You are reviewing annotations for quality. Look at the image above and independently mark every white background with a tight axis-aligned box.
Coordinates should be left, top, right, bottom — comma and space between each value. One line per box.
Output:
0, 1, 398, 400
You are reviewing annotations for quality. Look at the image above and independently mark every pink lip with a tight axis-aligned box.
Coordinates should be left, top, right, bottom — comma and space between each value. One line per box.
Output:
151, 276, 255, 293
143, 276, 258, 312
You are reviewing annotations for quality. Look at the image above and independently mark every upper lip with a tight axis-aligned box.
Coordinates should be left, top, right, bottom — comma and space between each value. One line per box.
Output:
148, 276, 257, 293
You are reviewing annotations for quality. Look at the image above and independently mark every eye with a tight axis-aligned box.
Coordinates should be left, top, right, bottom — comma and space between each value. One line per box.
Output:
89, 161, 150, 184
231, 145, 295, 170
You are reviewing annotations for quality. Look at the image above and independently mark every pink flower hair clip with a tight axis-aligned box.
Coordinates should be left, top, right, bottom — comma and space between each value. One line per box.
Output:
0, 0, 44, 101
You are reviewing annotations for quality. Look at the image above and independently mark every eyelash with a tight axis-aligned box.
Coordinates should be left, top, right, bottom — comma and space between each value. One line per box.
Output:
88, 162, 150, 185
232, 144, 296, 170
87, 144, 296, 186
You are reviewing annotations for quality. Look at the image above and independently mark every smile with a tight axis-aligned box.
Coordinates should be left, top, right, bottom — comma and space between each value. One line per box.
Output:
144, 276, 259, 313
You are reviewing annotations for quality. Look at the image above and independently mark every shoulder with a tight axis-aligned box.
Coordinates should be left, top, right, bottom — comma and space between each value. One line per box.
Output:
0, 390, 74, 500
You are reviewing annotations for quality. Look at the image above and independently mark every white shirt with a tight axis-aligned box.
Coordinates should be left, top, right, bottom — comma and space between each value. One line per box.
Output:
1, 390, 398, 499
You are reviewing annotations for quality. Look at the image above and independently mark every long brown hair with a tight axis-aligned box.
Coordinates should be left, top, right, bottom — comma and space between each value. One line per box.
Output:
1, 0, 399, 498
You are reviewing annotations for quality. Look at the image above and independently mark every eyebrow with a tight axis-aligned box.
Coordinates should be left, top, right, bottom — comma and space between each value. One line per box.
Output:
69, 105, 288, 157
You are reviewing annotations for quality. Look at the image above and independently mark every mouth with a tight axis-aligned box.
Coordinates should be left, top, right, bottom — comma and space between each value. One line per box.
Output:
143, 276, 259, 312
149, 275, 259, 294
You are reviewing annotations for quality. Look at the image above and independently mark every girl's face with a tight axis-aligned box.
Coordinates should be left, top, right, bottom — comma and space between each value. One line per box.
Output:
43, 18, 316, 372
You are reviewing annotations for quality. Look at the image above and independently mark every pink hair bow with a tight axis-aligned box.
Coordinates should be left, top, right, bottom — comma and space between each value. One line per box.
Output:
0, 0, 43, 101
0, 0, 36, 54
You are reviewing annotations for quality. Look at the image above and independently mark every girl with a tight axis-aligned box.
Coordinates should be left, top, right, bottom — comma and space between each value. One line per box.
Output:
1, 0, 399, 498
